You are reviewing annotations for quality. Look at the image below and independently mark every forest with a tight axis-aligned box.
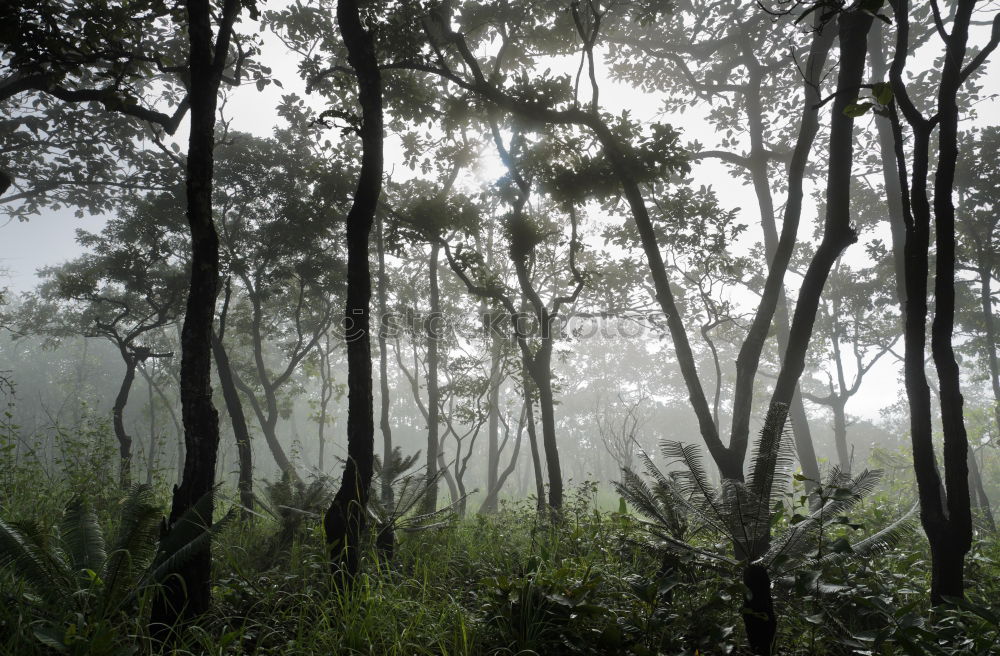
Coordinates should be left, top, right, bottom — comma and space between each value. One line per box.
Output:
0, 0, 999, 654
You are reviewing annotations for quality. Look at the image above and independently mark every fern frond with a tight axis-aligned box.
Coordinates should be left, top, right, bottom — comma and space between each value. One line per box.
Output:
0, 518, 71, 605
100, 487, 159, 613
614, 468, 672, 527
146, 505, 232, 587
825, 504, 918, 565
661, 441, 729, 528
745, 403, 794, 546
763, 468, 886, 569
635, 450, 727, 536
61, 497, 106, 575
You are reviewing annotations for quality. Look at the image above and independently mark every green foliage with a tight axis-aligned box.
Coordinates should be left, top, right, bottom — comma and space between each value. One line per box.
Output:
257, 472, 335, 559
617, 406, 917, 653
0, 479, 232, 654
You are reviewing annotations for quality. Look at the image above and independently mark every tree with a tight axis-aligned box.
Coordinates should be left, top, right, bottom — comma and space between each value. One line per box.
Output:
151, 0, 250, 630
213, 131, 345, 480
22, 202, 185, 487
608, 0, 835, 487
322, 0, 383, 583
801, 261, 898, 471
882, 0, 1000, 604
758, 4, 875, 466
389, 0, 852, 486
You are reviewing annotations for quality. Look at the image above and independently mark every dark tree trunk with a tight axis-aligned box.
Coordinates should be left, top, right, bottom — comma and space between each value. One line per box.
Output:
869, 21, 909, 310
766, 11, 872, 414
113, 352, 137, 488
528, 346, 562, 511
889, 0, 980, 605
145, 364, 157, 486
740, 28, 828, 488
742, 564, 776, 656
323, 0, 382, 584
928, 0, 974, 596
150, 0, 240, 632
211, 334, 253, 516
376, 214, 394, 507
522, 372, 546, 514
212, 277, 253, 516
482, 318, 503, 513
831, 397, 849, 472
422, 243, 441, 513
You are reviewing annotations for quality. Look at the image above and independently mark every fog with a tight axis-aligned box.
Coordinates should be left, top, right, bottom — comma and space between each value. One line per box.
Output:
1, 1, 999, 653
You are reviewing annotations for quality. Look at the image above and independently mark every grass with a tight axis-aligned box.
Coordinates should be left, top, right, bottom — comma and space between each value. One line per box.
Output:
1, 427, 999, 655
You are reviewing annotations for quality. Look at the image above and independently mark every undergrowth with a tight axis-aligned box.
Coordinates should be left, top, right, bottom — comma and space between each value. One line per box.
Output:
1, 422, 998, 655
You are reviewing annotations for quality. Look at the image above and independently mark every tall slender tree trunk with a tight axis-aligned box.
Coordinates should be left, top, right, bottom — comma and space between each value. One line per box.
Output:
765, 10, 872, 414
145, 363, 157, 486
422, 243, 441, 513
151, 0, 241, 631
211, 335, 254, 516
889, 0, 981, 605
324, 0, 382, 584
525, 344, 562, 511
928, 0, 974, 598
742, 42, 822, 488
482, 334, 503, 513
113, 353, 137, 488
869, 22, 908, 310
376, 214, 393, 506
521, 372, 546, 514
831, 397, 850, 472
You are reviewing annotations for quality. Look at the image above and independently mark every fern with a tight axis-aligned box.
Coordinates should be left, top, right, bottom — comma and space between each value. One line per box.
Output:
61, 496, 107, 576
0, 517, 71, 605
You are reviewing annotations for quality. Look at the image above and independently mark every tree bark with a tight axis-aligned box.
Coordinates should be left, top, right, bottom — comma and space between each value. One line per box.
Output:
869, 21, 909, 310
742, 564, 776, 656
211, 334, 253, 516
521, 370, 546, 514
422, 242, 441, 513
113, 352, 137, 488
831, 397, 849, 472
526, 346, 563, 511
738, 29, 828, 487
481, 333, 504, 513
888, 0, 982, 604
150, 0, 240, 632
928, 0, 974, 599
324, 0, 382, 584
766, 11, 872, 414
376, 214, 394, 507
144, 363, 157, 486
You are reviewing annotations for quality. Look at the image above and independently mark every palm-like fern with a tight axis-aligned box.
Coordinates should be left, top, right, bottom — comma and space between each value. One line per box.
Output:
257, 472, 335, 553
369, 447, 460, 560
615, 404, 915, 656
0, 484, 227, 652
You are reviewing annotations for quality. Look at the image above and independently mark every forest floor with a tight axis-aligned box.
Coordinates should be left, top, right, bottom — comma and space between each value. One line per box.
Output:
1, 448, 999, 655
